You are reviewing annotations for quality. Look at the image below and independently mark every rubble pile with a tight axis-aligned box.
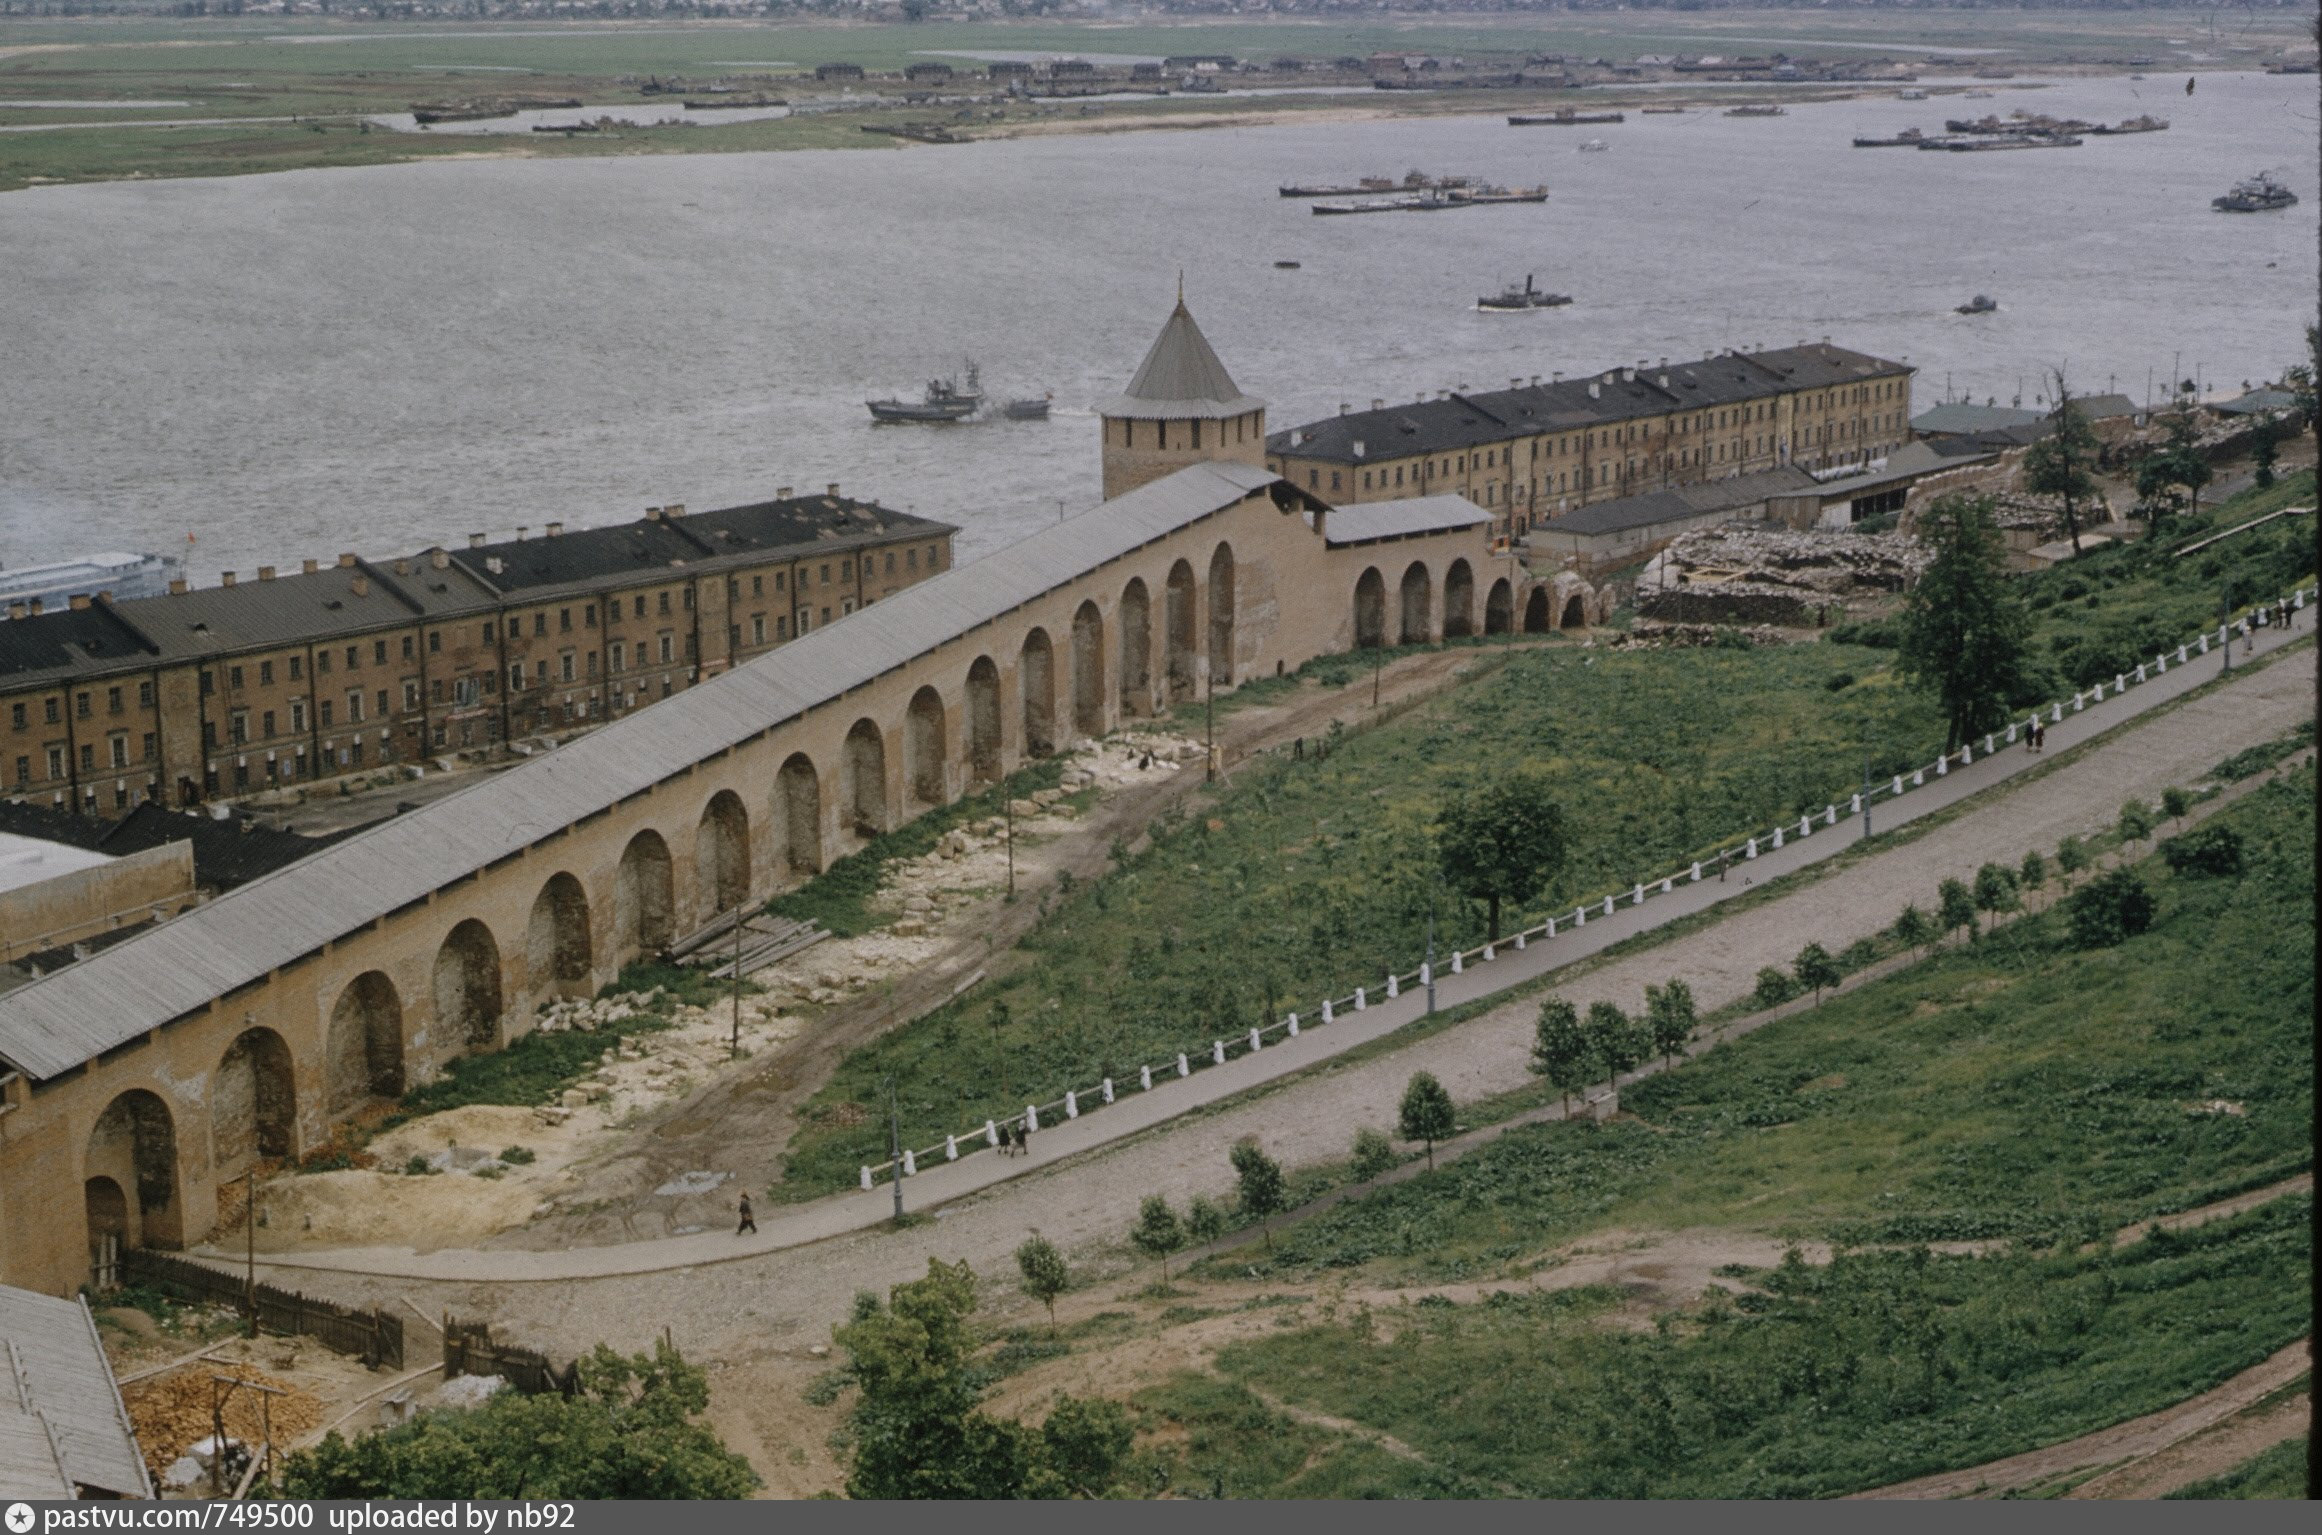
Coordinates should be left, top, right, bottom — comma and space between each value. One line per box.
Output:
531, 988, 665, 1035
124, 1364, 324, 1486
1635, 525, 1930, 626
1981, 491, 2116, 542
1614, 621, 1793, 649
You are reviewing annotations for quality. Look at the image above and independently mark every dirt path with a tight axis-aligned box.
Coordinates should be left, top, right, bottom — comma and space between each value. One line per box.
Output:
1855, 1341, 2313, 1500
513, 643, 1516, 1249
2064, 1390, 2308, 1499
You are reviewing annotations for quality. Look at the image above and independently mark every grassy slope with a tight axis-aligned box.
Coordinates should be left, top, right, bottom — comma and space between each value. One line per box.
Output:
2165, 1436, 2311, 1500
779, 638, 1944, 1193
1130, 767, 2315, 1496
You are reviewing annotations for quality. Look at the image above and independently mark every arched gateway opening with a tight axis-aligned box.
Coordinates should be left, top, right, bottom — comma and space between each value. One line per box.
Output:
1399, 562, 1433, 645
1354, 568, 1386, 649
906, 687, 948, 808
1485, 578, 1513, 635
1164, 559, 1198, 703
1443, 560, 1476, 638
1523, 587, 1551, 634
844, 719, 889, 836
1207, 544, 1236, 685
1071, 602, 1105, 739
1119, 578, 1152, 717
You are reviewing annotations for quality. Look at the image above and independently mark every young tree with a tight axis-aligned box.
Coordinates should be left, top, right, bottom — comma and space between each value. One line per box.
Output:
1228, 1138, 1287, 1248
1972, 861, 2021, 934
1586, 999, 1645, 1090
1644, 979, 1698, 1067
1130, 1195, 1184, 1281
1937, 876, 1977, 944
2022, 372, 2100, 556
835, 1258, 1039, 1500
1899, 494, 2033, 751
2019, 849, 2048, 894
1015, 1236, 1069, 1336
2056, 835, 2090, 888
2158, 398, 2215, 520
2118, 799, 2155, 850
2161, 786, 2191, 824
1350, 1126, 1398, 1182
283, 1339, 757, 1500
2065, 869, 2157, 949
1185, 1195, 1226, 1245
1435, 771, 1569, 940
1753, 965, 1797, 1009
1890, 902, 1934, 955
1531, 996, 1593, 1113
1793, 942, 1841, 1005
1397, 1072, 1457, 1170
2250, 413, 2280, 489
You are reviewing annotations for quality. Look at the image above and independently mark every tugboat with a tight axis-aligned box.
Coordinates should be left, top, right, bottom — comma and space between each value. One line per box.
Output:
2213, 172, 2297, 212
1003, 394, 1052, 420
1956, 295, 1998, 315
1852, 127, 1927, 147
867, 363, 982, 423
1477, 275, 1573, 312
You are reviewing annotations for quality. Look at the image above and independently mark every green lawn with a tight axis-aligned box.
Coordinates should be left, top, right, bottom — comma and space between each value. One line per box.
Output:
776, 637, 1946, 1194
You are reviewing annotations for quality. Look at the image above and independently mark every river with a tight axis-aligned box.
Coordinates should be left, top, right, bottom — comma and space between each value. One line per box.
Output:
1, 69, 2311, 576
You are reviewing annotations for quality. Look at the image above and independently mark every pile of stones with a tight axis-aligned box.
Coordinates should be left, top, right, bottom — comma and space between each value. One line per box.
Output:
530, 988, 664, 1034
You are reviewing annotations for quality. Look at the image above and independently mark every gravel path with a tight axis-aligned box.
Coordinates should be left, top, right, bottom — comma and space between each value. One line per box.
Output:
255, 642, 2312, 1371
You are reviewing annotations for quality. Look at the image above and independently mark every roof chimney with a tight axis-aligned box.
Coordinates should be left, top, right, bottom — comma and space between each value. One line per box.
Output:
337, 553, 357, 568
391, 558, 410, 576
1623, 367, 1636, 383
665, 503, 684, 517
68, 593, 91, 611
1551, 371, 1562, 383
469, 533, 486, 549
545, 522, 563, 538
1338, 403, 1348, 416
1288, 429, 1303, 447
6, 601, 25, 620
258, 565, 276, 581
776, 486, 792, 499
25, 599, 40, 617
1659, 375, 1670, 388
220, 571, 237, 587
1530, 375, 1540, 387
350, 576, 369, 597
1511, 378, 1521, 391
431, 548, 450, 570
826, 484, 840, 498
514, 526, 528, 540
303, 558, 318, 575
166, 580, 187, 597
1371, 398, 1383, 411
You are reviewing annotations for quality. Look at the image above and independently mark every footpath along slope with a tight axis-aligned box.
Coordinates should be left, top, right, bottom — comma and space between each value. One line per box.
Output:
218, 629, 2318, 1287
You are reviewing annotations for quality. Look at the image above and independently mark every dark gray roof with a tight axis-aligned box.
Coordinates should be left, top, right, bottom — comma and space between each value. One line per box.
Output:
1911, 401, 2045, 435
125, 558, 497, 667
1544, 466, 1817, 537
2075, 392, 2141, 420
1793, 440, 1977, 498
2213, 387, 2298, 416
0, 1285, 151, 1499
0, 602, 155, 687
1274, 344, 1910, 466
0, 462, 1286, 1081
1097, 300, 1266, 421
1323, 495, 1490, 547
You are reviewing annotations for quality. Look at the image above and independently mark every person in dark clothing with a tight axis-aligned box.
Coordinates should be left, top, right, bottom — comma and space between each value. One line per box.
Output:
737, 1192, 756, 1235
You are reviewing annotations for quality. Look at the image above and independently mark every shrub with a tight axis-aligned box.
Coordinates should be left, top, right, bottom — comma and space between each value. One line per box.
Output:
2118, 800, 2156, 848
1837, 937, 1881, 972
1825, 620, 1899, 648
2066, 869, 2157, 949
499, 1146, 537, 1166
2161, 786, 2192, 822
1824, 672, 1856, 692
1753, 966, 1797, 1009
2162, 826, 2244, 880
1889, 903, 1933, 953
1186, 1196, 1226, 1244
1938, 877, 1977, 940
1350, 1128, 1398, 1183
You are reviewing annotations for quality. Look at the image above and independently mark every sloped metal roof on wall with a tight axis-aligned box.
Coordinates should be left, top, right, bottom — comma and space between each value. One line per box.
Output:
0, 1286, 152, 1499
1321, 496, 1490, 546
0, 461, 1282, 1081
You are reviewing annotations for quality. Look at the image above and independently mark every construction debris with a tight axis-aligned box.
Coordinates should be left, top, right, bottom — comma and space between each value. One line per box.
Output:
1636, 525, 1930, 625
121, 1363, 323, 1487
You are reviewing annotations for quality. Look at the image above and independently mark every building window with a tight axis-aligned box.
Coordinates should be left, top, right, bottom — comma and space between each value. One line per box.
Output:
610, 641, 625, 673
776, 572, 787, 591
7, 703, 21, 731
559, 653, 575, 684
659, 635, 673, 664
586, 652, 598, 678
316, 651, 331, 675
75, 691, 91, 719
634, 595, 647, 619
261, 710, 275, 738
657, 592, 670, 616
13, 755, 27, 786
482, 621, 496, 645
291, 700, 307, 732
79, 743, 94, 773
534, 613, 548, 637
343, 646, 357, 670
841, 558, 852, 580
230, 711, 248, 745
777, 616, 789, 639
509, 664, 524, 692
403, 681, 419, 710
682, 587, 694, 611
46, 747, 63, 779
109, 736, 127, 768
585, 604, 596, 628
752, 616, 765, 645
429, 630, 442, 654
537, 660, 550, 685
559, 608, 572, 633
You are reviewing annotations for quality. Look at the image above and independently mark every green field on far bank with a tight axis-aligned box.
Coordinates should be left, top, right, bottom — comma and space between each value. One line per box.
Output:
1125, 764, 2315, 1498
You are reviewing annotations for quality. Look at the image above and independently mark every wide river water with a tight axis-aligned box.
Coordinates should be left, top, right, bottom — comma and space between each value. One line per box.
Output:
2, 70, 2313, 575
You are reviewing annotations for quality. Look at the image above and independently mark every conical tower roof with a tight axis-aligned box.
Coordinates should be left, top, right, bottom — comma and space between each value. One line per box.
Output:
1097, 299, 1266, 422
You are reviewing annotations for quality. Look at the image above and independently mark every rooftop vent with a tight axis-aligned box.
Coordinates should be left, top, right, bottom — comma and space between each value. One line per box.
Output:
485, 557, 505, 576
5, 601, 24, 620
1589, 382, 1601, 399
826, 484, 839, 498
1371, 398, 1384, 411
666, 503, 685, 517
391, 559, 410, 576
338, 553, 357, 568
258, 566, 277, 582
431, 549, 450, 570
68, 594, 91, 611
777, 486, 793, 499
469, 533, 486, 549
167, 579, 188, 597
1352, 440, 1366, 459
545, 522, 564, 538
1337, 403, 1348, 416
220, 572, 236, 587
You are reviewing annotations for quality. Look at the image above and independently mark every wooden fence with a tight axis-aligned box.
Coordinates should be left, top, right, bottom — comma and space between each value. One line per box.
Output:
441, 1318, 579, 1399
123, 1249, 404, 1370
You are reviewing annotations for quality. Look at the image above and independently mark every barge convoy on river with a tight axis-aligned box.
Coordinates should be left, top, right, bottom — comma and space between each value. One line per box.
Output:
1853, 112, 2165, 153
1311, 183, 1548, 215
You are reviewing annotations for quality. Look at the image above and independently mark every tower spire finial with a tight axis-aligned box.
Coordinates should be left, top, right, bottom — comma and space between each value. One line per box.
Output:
1176, 269, 1184, 306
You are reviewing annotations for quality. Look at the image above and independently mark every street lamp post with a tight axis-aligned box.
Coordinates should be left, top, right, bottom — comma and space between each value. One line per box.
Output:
884, 1074, 904, 1221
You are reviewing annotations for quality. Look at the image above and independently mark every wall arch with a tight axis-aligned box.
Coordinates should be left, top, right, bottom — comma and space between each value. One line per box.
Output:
1523, 586, 1551, 634
695, 789, 750, 915
775, 754, 823, 875
526, 872, 593, 1004
1119, 578, 1152, 716
1399, 561, 1433, 645
614, 829, 676, 960
1070, 601, 1106, 739
212, 1027, 295, 1177
1020, 628, 1057, 758
1443, 559, 1476, 638
1164, 559, 1199, 703
326, 970, 405, 1112
843, 719, 890, 836
1207, 543, 1236, 685
432, 919, 505, 1049
1562, 593, 1588, 630
85, 1088, 179, 1261
1354, 567, 1387, 649
1485, 578, 1513, 635
965, 658, 1002, 784
906, 687, 949, 808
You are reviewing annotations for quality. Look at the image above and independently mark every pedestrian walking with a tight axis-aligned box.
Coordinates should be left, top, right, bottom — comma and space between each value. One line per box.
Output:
2033, 720, 2045, 753
736, 1192, 756, 1236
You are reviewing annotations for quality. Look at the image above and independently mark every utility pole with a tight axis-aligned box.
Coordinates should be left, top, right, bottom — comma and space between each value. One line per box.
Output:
244, 1166, 259, 1338
1205, 671, 1216, 782
1424, 882, 1437, 1016
1372, 648, 1382, 710
2221, 583, 2233, 676
1861, 746, 1873, 840
1004, 791, 1016, 899
729, 903, 744, 1059
884, 1074, 903, 1221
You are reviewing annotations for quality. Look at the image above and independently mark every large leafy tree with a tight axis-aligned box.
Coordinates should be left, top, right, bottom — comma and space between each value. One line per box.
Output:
2021, 372, 2100, 555
282, 1341, 757, 1499
1436, 771, 1569, 940
1899, 493, 2031, 751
